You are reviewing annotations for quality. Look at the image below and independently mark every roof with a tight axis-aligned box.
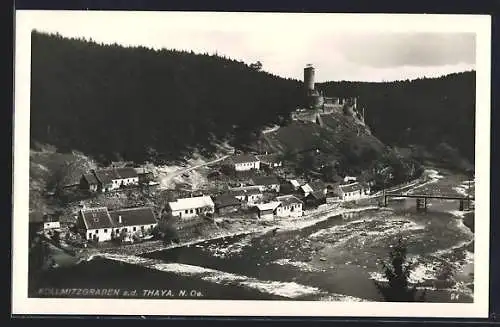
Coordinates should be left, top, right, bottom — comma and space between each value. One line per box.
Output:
109, 207, 157, 227
339, 182, 364, 193
309, 181, 326, 192
276, 195, 303, 206
308, 191, 326, 200
116, 167, 139, 179
253, 202, 281, 212
93, 169, 120, 184
82, 173, 99, 185
289, 179, 301, 188
80, 207, 114, 230
301, 184, 314, 194
230, 186, 262, 197
168, 196, 215, 212
231, 154, 260, 164
214, 194, 242, 208
251, 175, 280, 186
256, 153, 281, 164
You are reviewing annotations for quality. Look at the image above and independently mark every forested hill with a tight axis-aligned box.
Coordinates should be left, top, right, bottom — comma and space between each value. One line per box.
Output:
317, 71, 476, 164
30, 31, 303, 163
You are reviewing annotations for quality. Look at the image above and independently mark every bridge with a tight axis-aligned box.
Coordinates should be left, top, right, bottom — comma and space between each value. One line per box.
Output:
381, 193, 475, 211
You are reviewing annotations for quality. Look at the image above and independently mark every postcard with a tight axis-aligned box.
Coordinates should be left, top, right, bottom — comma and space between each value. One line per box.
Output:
12, 11, 491, 317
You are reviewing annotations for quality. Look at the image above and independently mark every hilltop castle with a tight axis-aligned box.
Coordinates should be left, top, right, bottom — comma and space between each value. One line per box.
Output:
292, 64, 366, 128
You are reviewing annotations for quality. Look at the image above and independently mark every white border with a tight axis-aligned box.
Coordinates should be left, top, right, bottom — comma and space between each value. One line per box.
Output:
12, 11, 491, 317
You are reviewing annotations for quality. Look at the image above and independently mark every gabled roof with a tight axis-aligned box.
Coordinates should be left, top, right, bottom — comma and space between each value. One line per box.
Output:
80, 207, 114, 230
253, 201, 281, 212
276, 195, 303, 206
214, 193, 242, 208
339, 182, 364, 193
82, 173, 99, 185
109, 207, 157, 227
301, 184, 314, 194
289, 179, 301, 188
116, 167, 138, 179
231, 154, 260, 164
168, 196, 215, 212
93, 169, 120, 184
251, 175, 280, 186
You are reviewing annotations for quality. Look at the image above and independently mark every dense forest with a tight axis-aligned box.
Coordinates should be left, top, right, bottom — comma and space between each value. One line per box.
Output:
30, 31, 303, 163
30, 31, 475, 168
317, 72, 476, 164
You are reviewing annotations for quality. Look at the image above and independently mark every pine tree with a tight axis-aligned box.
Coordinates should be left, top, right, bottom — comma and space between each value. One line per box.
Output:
375, 236, 426, 302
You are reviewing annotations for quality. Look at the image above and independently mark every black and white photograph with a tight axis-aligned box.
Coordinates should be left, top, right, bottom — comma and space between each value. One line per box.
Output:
12, 11, 491, 317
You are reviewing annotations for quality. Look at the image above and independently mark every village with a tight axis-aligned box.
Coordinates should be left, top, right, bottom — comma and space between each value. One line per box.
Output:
29, 149, 384, 253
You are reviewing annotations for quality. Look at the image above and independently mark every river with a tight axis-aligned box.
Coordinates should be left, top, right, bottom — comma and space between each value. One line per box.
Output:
30, 169, 475, 303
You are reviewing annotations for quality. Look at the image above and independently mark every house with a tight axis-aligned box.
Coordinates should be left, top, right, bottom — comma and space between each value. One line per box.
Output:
301, 181, 327, 198
230, 187, 264, 204
213, 193, 242, 215
250, 175, 281, 192
168, 195, 215, 219
80, 173, 100, 192
77, 207, 115, 242
77, 206, 157, 242
231, 154, 260, 172
257, 153, 283, 170
252, 202, 281, 220
135, 168, 155, 185
343, 176, 357, 183
108, 207, 158, 238
338, 182, 365, 202
81, 168, 139, 193
275, 195, 303, 218
305, 190, 327, 207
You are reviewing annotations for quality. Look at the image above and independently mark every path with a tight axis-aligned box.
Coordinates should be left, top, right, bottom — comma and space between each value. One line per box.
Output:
161, 155, 230, 188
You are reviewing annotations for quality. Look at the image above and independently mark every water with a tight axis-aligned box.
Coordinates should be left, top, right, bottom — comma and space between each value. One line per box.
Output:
30, 171, 475, 302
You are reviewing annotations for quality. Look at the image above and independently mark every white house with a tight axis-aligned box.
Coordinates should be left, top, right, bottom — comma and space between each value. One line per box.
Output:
231, 154, 260, 172
338, 182, 365, 202
168, 195, 215, 219
253, 202, 281, 220
87, 167, 139, 193
275, 195, 303, 218
343, 176, 357, 183
44, 221, 61, 230
77, 206, 158, 242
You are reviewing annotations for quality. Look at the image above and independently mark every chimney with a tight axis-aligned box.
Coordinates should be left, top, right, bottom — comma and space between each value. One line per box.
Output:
118, 215, 122, 224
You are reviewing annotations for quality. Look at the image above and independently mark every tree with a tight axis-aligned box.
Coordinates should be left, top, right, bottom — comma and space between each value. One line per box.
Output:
250, 61, 263, 71
374, 236, 426, 302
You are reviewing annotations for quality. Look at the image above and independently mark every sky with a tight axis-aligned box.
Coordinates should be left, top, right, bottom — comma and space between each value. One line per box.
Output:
19, 11, 476, 82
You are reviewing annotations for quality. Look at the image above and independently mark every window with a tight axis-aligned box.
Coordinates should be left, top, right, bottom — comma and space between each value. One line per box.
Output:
141, 226, 145, 231
150, 225, 154, 229
185, 210, 189, 214
133, 227, 137, 232
95, 230, 99, 234
124, 228, 128, 232
88, 233, 92, 238
104, 229, 108, 233
116, 229, 119, 233
190, 209, 194, 214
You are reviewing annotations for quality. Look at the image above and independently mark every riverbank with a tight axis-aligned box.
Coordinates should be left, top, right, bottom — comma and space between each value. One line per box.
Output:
95, 203, 382, 257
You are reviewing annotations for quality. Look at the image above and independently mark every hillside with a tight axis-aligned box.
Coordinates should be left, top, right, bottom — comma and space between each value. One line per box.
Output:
30, 31, 303, 164
316, 72, 476, 166
30, 31, 474, 175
